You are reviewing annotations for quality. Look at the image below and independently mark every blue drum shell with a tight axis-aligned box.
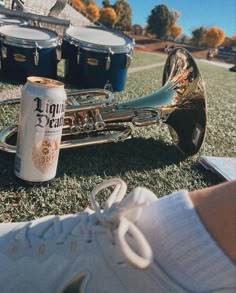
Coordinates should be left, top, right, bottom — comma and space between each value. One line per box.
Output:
63, 40, 129, 92
62, 26, 134, 92
0, 25, 59, 82
0, 44, 57, 81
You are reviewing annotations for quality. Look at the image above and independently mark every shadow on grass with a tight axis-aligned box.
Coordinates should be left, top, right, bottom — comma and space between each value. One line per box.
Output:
190, 160, 223, 186
58, 137, 187, 177
0, 137, 186, 189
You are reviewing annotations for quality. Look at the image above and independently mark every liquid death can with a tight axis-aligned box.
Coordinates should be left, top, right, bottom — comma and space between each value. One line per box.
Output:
14, 76, 67, 183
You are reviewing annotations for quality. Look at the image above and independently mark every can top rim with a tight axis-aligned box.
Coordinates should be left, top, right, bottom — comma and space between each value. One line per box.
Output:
27, 77, 64, 88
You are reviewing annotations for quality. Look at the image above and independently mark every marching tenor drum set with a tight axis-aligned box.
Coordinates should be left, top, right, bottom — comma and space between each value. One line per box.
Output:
0, 25, 60, 80
62, 26, 134, 91
0, 20, 134, 89
0, 14, 207, 183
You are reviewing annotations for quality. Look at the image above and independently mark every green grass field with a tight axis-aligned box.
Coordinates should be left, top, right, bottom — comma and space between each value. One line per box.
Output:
0, 51, 235, 222
130, 51, 166, 67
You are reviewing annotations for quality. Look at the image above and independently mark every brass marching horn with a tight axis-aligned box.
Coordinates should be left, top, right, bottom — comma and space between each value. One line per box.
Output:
0, 48, 207, 156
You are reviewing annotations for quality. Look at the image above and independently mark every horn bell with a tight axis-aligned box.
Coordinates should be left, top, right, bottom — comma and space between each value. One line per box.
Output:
114, 47, 207, 155
163, 47, 207, 155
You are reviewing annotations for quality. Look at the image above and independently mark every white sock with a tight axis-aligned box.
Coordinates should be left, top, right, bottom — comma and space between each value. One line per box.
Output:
137, 190, 236, 292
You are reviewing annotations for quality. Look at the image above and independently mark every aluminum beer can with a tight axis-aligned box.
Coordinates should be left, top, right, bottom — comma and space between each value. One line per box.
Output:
14, 76, 67, 183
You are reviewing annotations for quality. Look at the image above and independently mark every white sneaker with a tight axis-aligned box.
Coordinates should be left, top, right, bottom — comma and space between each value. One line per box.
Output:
0, 178, 187, 292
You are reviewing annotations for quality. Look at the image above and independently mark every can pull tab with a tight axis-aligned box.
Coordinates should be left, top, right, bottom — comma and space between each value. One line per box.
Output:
105, 48, 114, 71
34, 43, 39, 66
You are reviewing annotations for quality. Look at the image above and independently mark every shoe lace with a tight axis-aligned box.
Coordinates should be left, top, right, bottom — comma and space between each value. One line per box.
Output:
14, 178, 153, 269
90, 178, 153, 269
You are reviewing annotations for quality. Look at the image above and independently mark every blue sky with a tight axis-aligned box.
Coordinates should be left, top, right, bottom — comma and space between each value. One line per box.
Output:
96, 0, 236, 37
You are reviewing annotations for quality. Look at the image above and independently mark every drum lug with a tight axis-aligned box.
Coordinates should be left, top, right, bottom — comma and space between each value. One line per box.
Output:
56, 39, 62, 61
77, 46, 81, 64
56, 47, 61, 61
0, 41, 3, 70
77, 52, 81, 64
1, 46, 7, 59
105, 48, 114, 71
126, 53, 133, 68
105, 55, 111, 71
34, 43, 40, 66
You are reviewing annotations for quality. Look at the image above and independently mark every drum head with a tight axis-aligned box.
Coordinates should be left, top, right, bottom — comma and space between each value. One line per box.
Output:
0, 25, 59, 48
65, 26, 134, 53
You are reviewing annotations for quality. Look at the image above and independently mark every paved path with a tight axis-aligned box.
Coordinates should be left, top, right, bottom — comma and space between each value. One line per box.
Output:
198, 59, 234, 69
128, 58, 235, 74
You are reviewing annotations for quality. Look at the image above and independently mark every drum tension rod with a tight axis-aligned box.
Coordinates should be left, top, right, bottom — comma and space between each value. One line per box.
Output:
126, 47, 133, 68
105, 48, 114, 71
1, 44, 7, 59
34, 42, 40, 66
77, 44, 81, 64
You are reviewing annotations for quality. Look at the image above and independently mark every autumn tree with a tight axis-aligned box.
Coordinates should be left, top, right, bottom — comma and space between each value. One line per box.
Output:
132, 24, 143, 35
72, 0, 85, 11
179, 34, 190, 44
222, 37, 232, 48
99, 7, 117, 28
204, 27, 225, 48
102, 0, 111, 8
171, 9, 181, 25
86, 3, 100, 20
170, 25, 183, 40
113, 0, 132, 31
147, 4, 180, 39
191, 26, 206, 47
81, 0, 96, 4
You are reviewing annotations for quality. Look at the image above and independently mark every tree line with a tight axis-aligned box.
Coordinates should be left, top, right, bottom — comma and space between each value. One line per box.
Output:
70, 0, 236, 49
71, 0, 131, 30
